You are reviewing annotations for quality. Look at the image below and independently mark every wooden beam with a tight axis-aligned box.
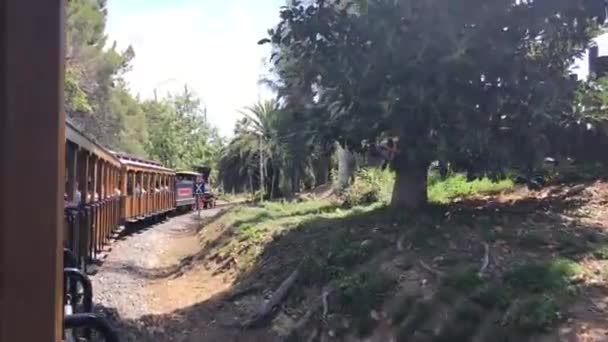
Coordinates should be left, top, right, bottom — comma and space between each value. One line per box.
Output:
66, 143, 78, 202
0, 0, 64, 340
79, 151, 89, 204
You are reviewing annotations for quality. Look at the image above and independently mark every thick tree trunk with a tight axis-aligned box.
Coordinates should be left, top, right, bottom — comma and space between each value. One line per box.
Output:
292, 165, 300, 194
313, 154, 331, 186
337, 143, 356, 190
391, 155, 429, 209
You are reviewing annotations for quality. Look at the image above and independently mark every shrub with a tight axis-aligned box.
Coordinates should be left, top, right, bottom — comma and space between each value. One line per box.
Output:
343, 168, 394, 206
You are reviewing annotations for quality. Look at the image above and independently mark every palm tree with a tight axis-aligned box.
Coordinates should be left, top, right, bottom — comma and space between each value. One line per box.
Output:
218, 99, 283, 199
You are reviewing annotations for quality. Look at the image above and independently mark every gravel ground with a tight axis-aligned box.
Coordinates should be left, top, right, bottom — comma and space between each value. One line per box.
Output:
90, 209, 225, 340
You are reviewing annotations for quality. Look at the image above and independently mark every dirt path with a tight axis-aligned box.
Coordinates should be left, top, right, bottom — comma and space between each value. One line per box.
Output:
91, 209, 279, 342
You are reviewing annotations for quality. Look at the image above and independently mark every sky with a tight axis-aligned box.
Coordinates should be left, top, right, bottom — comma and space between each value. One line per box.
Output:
573, 33, 608, 79
106, 0, 285, 137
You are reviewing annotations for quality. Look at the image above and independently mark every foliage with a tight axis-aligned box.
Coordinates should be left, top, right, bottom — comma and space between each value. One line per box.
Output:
263, 0, 605, 207
343, 168, 513, 206
428, 173, 514, 203
218, 99, 331, 197
144, 88, 223, 170
65, 1, 224, 168
343, 168, 394, 206
65, 0, 140, 151
218, 100, 282, 196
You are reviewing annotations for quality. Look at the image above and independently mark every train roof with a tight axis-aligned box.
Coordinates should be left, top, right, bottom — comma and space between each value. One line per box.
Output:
112, 152, 164, 167
65, 119, 122, 167
65, 119, 175, 174
176, 170, 201, 177
116, 157, 175, 174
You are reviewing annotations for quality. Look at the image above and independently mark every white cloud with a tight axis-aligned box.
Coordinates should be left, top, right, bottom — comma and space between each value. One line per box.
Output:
106, 0, 282, 137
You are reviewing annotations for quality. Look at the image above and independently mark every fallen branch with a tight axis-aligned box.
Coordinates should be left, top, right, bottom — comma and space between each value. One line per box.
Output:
397, 235, 405, 252
213, 256, 236, 275
563, 184, 586, 198
243, 268, 300, 328
321, 284, 334, 319
418, 260, 445, 278
478, 242, 490, 277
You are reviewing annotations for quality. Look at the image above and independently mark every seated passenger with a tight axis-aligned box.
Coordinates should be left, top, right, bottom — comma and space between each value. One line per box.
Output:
73, 190, 82, 205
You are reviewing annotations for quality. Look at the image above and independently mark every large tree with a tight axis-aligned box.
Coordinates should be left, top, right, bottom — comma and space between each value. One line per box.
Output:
263, 0, 605, 208
145, 87, 223, 170
66, 0, 141, 151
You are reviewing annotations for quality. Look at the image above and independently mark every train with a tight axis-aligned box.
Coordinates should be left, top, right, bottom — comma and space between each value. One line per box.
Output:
63, 120, 215, 269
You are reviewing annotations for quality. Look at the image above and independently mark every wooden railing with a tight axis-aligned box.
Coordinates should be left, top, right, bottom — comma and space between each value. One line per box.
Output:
64, 196, 121, 267
124, 190, 175, 220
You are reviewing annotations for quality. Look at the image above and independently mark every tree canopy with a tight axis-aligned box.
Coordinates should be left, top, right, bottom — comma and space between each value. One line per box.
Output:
65, 0, 224, 170
262, 0, 606, 208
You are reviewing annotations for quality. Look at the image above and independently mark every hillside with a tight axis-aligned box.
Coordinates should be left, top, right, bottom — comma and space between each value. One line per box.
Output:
192, 181, 608, 341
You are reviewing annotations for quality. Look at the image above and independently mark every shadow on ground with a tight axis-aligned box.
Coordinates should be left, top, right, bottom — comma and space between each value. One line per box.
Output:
95, 185, 608, 341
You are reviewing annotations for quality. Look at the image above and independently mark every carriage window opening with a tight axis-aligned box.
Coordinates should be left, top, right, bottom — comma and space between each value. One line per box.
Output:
127, 172, 133, 196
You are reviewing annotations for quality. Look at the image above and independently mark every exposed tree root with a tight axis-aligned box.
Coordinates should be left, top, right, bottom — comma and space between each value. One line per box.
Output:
242, 268, 300, 328
478, 242, 490, 277
419, 260, 445, 278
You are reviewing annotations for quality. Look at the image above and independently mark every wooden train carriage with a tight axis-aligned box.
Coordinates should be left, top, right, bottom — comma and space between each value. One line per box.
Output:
64, 120, 123, 268
115, 153, 176, 222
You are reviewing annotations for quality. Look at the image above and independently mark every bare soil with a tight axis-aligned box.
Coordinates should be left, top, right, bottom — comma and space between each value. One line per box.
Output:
91, 207, 279, 342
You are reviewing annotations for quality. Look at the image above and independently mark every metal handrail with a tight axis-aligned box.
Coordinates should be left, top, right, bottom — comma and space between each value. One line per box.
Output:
63, 268, 93, 313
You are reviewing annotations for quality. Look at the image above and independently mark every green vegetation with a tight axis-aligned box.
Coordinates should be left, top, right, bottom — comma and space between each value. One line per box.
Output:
201, 184, 607, 340
592, 245, 608, 260
343, 168, 514, 206
65, 0, 223, 169
343, 168, 395, 206
428, 174, 514, 203
262, 0, 604, 209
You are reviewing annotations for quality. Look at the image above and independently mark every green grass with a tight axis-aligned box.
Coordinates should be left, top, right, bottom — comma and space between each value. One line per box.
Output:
344, 168, 514, 206
428, 173, 514, 203
438, 258, 584, 333
206, 199, 381, 270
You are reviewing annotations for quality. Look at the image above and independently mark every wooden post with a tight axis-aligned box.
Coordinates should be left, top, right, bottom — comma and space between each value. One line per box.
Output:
139, 172, 144, 217
77, 151, 90, 263
91, 157, 98, 202
0, 0, 64, 340
91, 157, 99, 254
66, 143, 78, 202
121, 169, 128, 219
146, 172, 151, 215
79, 152, 89, 205
162, 174, 167, 210
153, 173, 158, 212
